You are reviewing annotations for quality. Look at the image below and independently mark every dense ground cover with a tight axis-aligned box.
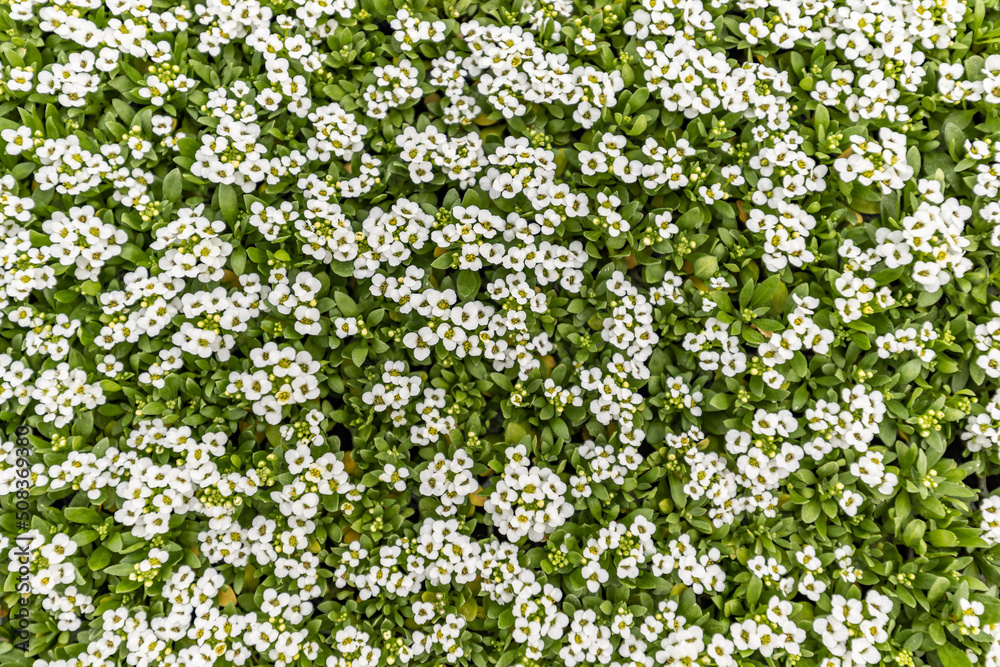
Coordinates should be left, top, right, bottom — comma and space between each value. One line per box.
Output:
4, 1, 1000, 667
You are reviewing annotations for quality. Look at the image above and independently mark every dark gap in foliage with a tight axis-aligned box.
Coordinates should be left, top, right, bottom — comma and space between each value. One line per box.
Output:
329, 419, 355, 453
986, 473, 1000, 494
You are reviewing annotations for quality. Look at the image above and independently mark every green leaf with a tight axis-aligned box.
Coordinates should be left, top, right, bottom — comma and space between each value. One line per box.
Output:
457, 270, 482, 301
100, 379, 121, 393
937, 643, 973, 667
897, 358, 923, 386
815, 104, 830, 131
491, 372, 514, 392
693, 255, 718, 279
351, 344, 368, 366
747, 575, 762, 608
927, 530, 958, 548
626, 87, 649, 114
116, 578, 143, 594
550, 417, 570, 441
88, 547, 112, 571
119, 243, 149, 265
104, 563, 137, 577
219, 184, 238, 225
739, 280, 754, 310
626, 114, 648, 136
709, 392, 733, 410
162, 168, 182, 202
505, 421, 532, 445
928, 575, 950, 602
65, 507, 102, 524
751, 275, 782, 308
112, 98, 135, 125
334, 290, 359, 317
230, 246, 247, 275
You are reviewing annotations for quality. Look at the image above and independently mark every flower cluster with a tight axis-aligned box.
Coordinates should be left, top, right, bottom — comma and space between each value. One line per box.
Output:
485, 445, 575, 541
